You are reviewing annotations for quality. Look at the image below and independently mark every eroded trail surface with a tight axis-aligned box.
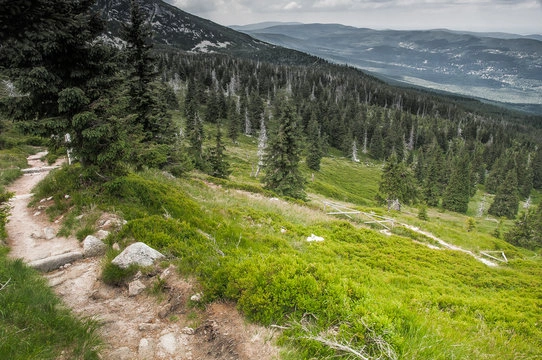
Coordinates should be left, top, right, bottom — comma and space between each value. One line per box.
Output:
6, 154, 280, 360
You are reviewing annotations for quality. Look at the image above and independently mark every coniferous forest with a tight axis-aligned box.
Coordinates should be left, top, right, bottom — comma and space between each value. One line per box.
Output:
1, 0, 542, 359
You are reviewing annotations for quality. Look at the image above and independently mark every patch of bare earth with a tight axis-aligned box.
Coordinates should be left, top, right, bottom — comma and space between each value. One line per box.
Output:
6, 153, 281, 360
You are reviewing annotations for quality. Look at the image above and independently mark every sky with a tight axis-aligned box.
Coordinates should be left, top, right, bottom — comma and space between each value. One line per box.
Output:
166, 0, 542, 35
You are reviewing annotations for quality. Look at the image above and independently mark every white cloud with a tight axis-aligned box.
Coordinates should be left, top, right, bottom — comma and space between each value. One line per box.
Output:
165, 0, 542, 34
283, 1, 303, 10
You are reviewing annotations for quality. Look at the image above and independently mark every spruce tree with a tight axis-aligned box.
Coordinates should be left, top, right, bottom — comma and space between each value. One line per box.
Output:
488, 170, 519, 219
0, 0, 127, 174
442, 154, 471, 214
186, 112, 205, 170
306, 114, 323, 171
207, 121, 230, 178
505, 204, 542, 249
123, 0, 175, 143
227, 96, 241, 143
262, 97, 305, 199
422, 140, 445, 206
378, 152, 417, 208
533, 148, 542, 190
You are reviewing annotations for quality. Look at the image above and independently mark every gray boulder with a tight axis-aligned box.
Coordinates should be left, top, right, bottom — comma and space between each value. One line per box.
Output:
29, 251, 83, 272
111, 242, 164, 269
83, 235, 107, 257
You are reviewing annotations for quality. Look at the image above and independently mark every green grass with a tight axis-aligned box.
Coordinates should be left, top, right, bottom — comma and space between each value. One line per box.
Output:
0, 248, 102, 359
14, 118, 542, 359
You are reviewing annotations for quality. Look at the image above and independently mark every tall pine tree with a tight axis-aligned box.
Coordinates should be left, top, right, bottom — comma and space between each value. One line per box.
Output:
122, 0, 175, 143
378, 152, 417, 209
442, 153, 471, 214
306, 113, 323, 171
0, 0, 127, 174
488, 170, 519, 219
262, 96, 305, 199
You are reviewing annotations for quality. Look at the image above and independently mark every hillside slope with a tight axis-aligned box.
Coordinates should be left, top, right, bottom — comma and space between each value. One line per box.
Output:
94, 0, 317, 64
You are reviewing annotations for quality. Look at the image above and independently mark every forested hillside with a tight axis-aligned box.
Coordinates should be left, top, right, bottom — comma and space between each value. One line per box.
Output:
157, 49, 542, 215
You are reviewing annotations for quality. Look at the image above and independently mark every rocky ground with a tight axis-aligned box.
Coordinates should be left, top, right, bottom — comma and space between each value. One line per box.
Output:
6, 153, 281, 360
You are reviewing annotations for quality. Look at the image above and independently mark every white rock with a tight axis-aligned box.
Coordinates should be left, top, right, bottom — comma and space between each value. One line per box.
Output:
138, 338, 155, 360
108, 347, 132, 360
33, 211, 41, 217
43, 227, 56, 240
158, 333, 177, 354
190, 293, 202, 302
128, 280, 146, 297
112, 242, 120, 251
306, 234, 324, 242
160, 264, 176, 280
181, 327, 195, 335
83, 235, 107, 257
111, 242, 164, 269
95, 229, 110, 240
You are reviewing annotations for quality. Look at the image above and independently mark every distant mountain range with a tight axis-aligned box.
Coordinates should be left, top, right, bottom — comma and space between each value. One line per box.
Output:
94, 1, 542, 114
232, 23, 542, 112
94, 0, 317, 64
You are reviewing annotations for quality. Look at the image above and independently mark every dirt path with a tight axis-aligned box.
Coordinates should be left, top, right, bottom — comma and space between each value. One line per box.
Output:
6, 153, 281, 360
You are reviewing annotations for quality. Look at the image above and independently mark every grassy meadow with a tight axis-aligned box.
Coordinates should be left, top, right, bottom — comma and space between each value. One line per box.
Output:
30, 114, 542, 359
1, 116, 541, 359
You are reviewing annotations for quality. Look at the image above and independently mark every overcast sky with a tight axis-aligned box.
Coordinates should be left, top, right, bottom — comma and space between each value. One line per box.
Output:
166, 0, 542, 34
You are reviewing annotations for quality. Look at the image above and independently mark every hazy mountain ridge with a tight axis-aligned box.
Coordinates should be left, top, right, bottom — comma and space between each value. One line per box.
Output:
233, 23, 542, 111
94, 0, 272, 54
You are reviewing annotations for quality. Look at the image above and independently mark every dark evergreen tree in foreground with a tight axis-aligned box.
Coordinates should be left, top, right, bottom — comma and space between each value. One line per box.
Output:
123, 0, 175, 143
488, 170, 519, 219
0, 0, 127, 174
262, 97, 305, 199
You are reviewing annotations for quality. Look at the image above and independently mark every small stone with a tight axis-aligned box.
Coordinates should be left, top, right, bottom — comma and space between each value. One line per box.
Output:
76, 214, 84, 220
108, 347, 132, 360
112, 243, 120, 251
46, 196, 53, 201
306, 234, 324, 242
190, 293, 202, 302
33, 211, 41, 217
181, 327, 195, 335
138, 338, 155, 360
40, 198, 47, 203
95, 229, 110, 240
43, 227, 56, 240
82, 235, 106, 257
139, 323, 160, 331
128, 280, 146, 297
158, 304, 171, 318
160, 265, 176, 280
280, 227, 287, 233
64, 194, 70, 199
158, 333, 177, 355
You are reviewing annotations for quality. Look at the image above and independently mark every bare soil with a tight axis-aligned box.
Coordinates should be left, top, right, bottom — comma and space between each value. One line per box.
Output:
6, 154, 281, 360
